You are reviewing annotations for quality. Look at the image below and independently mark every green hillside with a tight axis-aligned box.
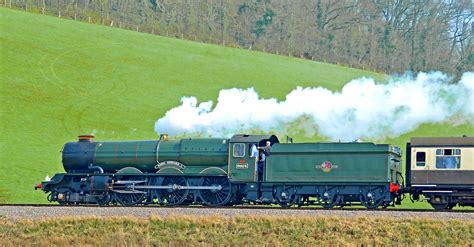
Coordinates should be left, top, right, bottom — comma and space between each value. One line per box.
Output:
0, 8, 471, 204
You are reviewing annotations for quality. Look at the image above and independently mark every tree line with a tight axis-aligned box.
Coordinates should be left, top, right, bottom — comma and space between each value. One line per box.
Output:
6, 0, 473, 77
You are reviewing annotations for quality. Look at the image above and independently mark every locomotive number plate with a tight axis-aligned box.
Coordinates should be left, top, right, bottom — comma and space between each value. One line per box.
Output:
236, 163, 249, 169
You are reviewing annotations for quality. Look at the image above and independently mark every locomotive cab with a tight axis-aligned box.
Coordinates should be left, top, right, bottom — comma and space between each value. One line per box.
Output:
228, 134, 279, 183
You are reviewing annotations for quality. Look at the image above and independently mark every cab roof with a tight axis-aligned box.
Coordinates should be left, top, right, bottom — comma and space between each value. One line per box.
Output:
230, 134, 279, 144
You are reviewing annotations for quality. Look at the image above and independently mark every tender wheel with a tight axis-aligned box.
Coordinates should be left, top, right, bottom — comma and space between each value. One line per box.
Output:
381, 201, 391, 209
359, 193, 384, 209
277, 200, 293, 208
198, 176, 232, 206
320, 193, 341, 209
160, 176, 189, 206
276, 192, 297, 208
359, 187, 386, 209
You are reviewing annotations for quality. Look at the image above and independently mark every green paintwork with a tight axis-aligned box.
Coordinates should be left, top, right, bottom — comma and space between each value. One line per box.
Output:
157, 138, 229, 174
227, 135, 279, 182
266, 142, 402, 183
228, 143, 258, 182
94, 141, 158, 172
158, 139, 228, 166
93, 138, 229, 174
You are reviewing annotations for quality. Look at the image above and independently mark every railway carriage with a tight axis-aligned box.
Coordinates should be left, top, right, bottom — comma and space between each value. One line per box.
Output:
406, 137, 474, 209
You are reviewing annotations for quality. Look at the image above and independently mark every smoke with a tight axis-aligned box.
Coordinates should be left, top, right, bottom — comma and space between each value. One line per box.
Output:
155, 72, 474, 141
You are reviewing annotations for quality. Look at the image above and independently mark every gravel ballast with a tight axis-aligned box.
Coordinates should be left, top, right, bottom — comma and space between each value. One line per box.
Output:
0, 206, 473, 220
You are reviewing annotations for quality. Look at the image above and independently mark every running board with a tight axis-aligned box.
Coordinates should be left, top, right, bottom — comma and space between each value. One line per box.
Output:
114, 180, 147, 184
112, 184, 223, 192
134, 185, 223, 190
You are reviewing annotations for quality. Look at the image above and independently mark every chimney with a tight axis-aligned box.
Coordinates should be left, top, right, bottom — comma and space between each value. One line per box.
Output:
78, 134, 95, 142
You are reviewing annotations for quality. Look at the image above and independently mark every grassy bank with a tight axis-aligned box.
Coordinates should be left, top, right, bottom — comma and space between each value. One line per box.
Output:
0, 215, 472, 246
1, 7, 472, 204
0, 8, 381, 203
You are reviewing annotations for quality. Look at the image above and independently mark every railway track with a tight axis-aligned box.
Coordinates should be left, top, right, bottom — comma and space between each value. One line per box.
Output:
1, 203, 472, 213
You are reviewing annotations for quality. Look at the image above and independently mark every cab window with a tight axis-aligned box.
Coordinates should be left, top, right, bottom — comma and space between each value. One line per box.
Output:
416, 152, 426, 166
435, 149, 461, 169
233, 143, 245, 157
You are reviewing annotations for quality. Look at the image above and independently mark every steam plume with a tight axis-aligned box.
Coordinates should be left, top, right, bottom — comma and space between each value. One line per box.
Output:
155, 72, 474, 141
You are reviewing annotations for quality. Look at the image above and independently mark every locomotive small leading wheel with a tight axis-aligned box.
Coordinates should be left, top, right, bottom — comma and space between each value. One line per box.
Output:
198, 176, 232, 206
96, 192, 112, 206
54, 187, 72, 205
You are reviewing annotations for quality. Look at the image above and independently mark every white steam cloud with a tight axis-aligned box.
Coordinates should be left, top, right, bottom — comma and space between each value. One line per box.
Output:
155, 72, 474, 141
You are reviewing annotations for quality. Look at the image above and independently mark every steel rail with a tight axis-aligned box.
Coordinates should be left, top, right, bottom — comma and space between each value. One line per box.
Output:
0, 204, 472, 213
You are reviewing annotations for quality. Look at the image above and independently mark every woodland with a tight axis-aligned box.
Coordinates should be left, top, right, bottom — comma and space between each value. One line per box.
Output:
8, 0, 473, 77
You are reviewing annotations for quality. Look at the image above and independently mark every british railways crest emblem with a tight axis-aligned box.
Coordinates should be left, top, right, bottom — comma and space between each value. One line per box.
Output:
319, 161, 338, 173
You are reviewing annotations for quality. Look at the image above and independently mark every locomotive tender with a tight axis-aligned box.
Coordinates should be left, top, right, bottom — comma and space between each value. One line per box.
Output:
35, 134, 473, 209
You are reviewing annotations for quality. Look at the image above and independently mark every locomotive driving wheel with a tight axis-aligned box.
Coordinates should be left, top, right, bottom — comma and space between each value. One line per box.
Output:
147, 176, 162, 204
159, 176, 189, 206
115, 192, 146, 206
114, 168, 146, 206
198, 176, 232, 206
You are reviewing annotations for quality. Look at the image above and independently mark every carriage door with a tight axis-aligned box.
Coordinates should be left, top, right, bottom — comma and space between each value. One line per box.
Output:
228, 142, 257, 182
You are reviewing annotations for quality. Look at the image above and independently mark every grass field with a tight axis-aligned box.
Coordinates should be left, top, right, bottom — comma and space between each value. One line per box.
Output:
1, 216, 472, 246
0, 7, 472, 204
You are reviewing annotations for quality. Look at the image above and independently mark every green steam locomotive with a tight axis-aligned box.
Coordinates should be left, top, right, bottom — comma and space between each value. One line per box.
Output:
36, 134, 407, 208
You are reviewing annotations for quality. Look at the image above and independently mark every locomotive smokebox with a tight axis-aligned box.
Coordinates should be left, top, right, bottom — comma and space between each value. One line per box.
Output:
62, 135, 97, 172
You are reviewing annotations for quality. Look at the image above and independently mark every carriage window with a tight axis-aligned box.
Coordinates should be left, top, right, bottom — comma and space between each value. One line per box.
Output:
435, 149, 461, 169
416, 152, 426, 166
233, 143, 245, 157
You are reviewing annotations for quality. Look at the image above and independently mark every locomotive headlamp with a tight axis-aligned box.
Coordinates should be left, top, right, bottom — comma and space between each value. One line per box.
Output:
160, 134, 169, 141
